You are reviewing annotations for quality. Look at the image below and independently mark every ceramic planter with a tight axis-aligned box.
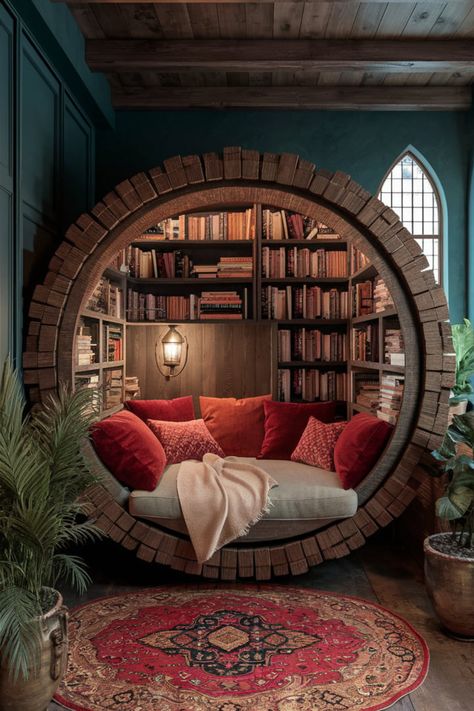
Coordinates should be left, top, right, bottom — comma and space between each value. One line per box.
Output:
0, 589, 68, 711
424, 533, 474, 638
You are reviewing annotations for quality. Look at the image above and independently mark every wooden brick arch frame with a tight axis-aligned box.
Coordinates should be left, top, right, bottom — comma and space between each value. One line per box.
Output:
23, 149, 454, 579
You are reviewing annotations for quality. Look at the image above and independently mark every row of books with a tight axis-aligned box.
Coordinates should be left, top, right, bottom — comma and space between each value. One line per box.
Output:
192, 256, 253, 279
125, 375, 140, 401
124, 247, 192, 279
263, 209, 340, 241
351, 246, 370, 274
141, 210, 256, 242
278, 369, 347, 403
385, 329, 405, 366
127, 289, 248, 321
262, 286, 349, 320
105, 325, 123, 362
355, 378, 381, 411
353, 280, 373, 317
262, 247, 347, 278
278, 328, 347, 362
87, 277, 123, 318
352, 325, 378, 362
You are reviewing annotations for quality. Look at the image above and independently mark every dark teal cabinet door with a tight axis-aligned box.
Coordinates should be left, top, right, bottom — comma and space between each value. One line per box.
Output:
63, 95, 94, 228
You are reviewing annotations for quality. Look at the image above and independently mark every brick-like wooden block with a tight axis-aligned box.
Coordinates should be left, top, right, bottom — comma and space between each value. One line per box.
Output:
242, 149, 260, 180
136, 544, 156, 563
260, 153, 279, 182
130, 172, 157, 202
116, 511, 135, 532
182, 155, 205, 184
309, 168, 332, 195
254, 548, 272, 580
164, 155, 188, 190
115, 179, 142, 211
223, 146, 242, 180
276, 153, 298, 186
292, 158, 315, 189
238, 549, 254, 578
301, 536, 323, 566
270, 547, 289, 577
149, 166, 172, 194
203, 152, 223, 181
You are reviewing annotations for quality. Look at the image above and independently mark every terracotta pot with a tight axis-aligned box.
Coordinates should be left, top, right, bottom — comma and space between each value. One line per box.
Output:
424, 533, 474, 638
0, 589, 68, 711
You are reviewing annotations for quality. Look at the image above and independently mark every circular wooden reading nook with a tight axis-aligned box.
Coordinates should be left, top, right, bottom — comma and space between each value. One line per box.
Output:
23, 148, 454, 580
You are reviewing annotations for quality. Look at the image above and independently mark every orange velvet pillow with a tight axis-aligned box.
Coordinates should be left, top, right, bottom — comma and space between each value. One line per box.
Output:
199, 394, 272, 457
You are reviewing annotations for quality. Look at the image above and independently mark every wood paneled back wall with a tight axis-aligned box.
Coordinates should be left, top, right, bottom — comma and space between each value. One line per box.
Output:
126, 322, 276, 413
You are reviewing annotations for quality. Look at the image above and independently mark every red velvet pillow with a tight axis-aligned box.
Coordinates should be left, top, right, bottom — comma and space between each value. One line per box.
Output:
334, 413, 393, 489
200, 394, 272, 457
147, 418, 225, 464
124, 396, 195, 423
91, 410, 166, 491
258, 400, 338, 460
291, 417, 347, 471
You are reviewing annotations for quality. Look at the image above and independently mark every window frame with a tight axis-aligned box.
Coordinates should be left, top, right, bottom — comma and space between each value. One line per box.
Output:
378, 150, 443, 285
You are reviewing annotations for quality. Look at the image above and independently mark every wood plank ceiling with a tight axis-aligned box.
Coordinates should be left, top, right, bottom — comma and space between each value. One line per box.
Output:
56, 1, 474, 109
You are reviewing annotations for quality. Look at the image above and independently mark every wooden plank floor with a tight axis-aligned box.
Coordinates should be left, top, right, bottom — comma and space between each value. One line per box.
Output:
49, 534, 474, 710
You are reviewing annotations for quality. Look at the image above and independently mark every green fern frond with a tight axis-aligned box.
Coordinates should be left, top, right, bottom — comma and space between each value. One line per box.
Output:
0, 587, 41, 681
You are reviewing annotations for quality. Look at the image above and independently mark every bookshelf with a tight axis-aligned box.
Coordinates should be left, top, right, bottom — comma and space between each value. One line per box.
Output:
75, 205, 405, 420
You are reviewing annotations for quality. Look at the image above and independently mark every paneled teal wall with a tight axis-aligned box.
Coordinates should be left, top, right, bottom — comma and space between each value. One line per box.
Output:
0, 0, 108, 363
97, 110, 469, 322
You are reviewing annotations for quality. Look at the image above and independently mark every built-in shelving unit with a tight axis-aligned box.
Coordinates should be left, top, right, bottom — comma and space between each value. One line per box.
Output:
75, 205, 405, 420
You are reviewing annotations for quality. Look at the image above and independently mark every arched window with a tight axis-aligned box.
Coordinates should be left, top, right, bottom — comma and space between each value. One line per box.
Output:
378, 152, 442, 283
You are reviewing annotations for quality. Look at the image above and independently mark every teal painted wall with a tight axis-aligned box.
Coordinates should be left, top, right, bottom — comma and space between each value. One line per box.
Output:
97, 110, 469, 322
0, 0, 112, 363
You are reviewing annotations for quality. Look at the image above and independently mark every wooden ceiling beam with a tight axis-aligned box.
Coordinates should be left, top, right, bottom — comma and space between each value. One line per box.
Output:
54, 1, 435, 4
87, 39, 474, 74
111, 86, 471, 111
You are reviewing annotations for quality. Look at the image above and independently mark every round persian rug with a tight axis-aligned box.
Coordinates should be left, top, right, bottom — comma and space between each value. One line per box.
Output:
55, 586, 429, 711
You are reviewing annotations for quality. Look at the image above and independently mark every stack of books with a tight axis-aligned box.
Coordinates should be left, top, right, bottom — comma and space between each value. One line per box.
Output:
199, 291, 245, 320
191, 264, 218, 278
355, 380, 381, 411
76, 327, 96, 366
74, 373, 100, 411
374, 278, 394, 312
217, 256, 253, 278
262, 286, 349, 320
103, 369, 123, 409
385, 329, 405, 366
352, 325, 378, 362
124, 376, 140, 400
378, 374, 405, 424
353, 280, 374, 316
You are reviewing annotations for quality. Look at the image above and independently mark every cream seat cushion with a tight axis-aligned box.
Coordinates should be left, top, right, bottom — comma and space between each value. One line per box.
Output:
128, 457, 358, 542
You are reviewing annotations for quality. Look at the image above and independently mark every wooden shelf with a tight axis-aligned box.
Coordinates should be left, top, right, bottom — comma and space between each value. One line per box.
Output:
126, 319, 249, 325
262, 277, 348, 284
102, 404, 124, 417
272, 319, 348, 326
128, 277, 253, 285
262, 239, 346, 247
351, 263, 377, 281
81, 309, 125, 325
351, 360, 381, 370
278, 361, 347, 368
104, 267, 126, 280
352, 402, 377, 415
382, 363, 405, 373
75, 360, 124, 372
352, 307, 399, 324
133, 239, 254, 247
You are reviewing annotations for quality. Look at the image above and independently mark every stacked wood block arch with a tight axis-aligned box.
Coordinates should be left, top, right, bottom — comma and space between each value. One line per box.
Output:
23, 148, 454, 579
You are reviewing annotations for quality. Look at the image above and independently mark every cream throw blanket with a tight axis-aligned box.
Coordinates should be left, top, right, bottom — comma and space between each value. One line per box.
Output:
177, 453, 278, 564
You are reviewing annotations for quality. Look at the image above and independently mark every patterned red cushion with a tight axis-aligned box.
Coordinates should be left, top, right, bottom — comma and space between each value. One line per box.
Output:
291, 417, 347, 471
91, 410, 166, 491
147, 418, 225, 464
124, 396, 195, 423
258, 400, 338, 460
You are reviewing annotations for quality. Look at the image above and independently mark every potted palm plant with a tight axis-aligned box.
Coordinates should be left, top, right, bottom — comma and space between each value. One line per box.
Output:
449, 318, 474, 421
0, 359, 101, 710
424, 410, 474, 638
